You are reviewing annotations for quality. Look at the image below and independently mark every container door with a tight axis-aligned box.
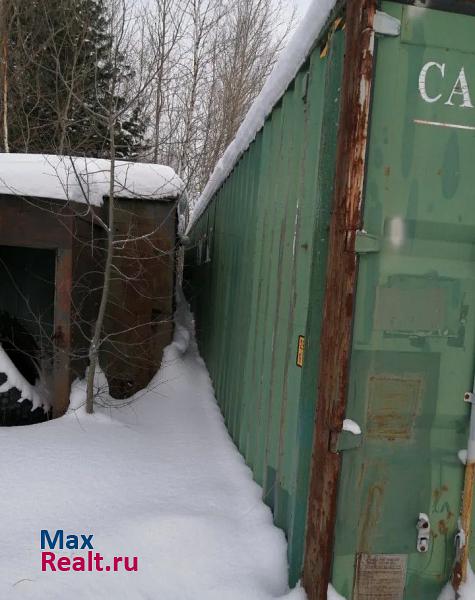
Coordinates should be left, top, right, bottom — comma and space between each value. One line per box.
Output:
332, 3, 475, 598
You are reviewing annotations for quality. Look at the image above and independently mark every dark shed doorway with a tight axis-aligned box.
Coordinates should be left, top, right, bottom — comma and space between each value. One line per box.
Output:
0, 246, 55, 425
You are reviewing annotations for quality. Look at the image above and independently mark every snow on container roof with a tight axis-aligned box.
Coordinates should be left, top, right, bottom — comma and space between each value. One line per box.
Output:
0, 154, 184, 206
186, 0, 338, 233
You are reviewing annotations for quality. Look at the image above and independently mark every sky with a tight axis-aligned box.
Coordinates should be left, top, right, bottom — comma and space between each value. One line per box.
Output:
137, 0, 314, 24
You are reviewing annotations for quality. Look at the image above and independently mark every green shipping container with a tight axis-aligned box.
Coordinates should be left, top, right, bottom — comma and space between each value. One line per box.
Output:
184, 1, 475, 598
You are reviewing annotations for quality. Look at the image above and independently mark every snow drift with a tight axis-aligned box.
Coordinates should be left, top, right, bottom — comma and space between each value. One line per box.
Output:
0, 293, 306, 599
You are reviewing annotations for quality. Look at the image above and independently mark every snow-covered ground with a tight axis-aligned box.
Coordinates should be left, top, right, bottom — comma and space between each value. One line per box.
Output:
0, 296, 306, 600
437, 568, 475, 600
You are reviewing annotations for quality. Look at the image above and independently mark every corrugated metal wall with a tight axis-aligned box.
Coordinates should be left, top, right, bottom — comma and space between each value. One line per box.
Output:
185, 24, 344, 583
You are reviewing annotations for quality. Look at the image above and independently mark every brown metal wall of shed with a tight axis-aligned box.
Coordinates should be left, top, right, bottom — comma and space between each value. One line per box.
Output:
0, 193, 177, 415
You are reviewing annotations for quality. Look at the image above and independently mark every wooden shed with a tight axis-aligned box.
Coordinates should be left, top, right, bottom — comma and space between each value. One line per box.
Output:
0, 154, 183, 424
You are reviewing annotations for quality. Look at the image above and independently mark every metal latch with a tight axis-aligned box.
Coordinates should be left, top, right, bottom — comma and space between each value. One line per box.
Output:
416, 513, 431, 553
354, 230, 381, 254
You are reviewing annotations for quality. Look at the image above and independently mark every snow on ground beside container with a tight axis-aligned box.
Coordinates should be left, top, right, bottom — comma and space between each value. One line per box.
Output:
437, 567, 475, 600
186, 0, 337, 232
0, 154, 184, 206
0, 294, 306, 600
327, 584, 346, 600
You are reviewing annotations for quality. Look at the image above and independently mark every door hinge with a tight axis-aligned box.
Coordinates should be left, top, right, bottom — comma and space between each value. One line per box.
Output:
354, 230, 381, 254
374, 11, 401, 37
330, 430, 363, 453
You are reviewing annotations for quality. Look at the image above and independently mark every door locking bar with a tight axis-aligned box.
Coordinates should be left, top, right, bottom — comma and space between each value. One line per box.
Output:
452, 381, 475, 593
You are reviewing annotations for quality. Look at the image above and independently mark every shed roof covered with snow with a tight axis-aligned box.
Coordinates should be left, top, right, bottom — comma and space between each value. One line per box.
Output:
0, 154, 184, 206
0, 153, 182, 421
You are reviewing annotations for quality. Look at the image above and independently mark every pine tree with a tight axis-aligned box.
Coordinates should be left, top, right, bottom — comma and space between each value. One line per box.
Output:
3, 0, 147, 159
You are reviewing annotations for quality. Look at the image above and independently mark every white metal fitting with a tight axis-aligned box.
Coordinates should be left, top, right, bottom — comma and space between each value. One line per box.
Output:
464, 392, 474, 404
455, 525, 466, 561
416, 513, 430, 553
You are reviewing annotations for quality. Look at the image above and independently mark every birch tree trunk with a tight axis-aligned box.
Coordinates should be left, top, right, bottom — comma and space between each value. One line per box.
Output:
85, 119, 116, 413
1, 0, 10, 152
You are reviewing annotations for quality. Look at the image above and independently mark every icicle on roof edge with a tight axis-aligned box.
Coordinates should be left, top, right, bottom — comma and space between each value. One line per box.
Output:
186, 0, 338, 234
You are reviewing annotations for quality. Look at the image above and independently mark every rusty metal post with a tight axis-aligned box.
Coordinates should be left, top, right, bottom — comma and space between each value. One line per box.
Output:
453, 386, 475, 592
453, 464, 475, 592
53, 247, 73, 417
302, 1, 377, 598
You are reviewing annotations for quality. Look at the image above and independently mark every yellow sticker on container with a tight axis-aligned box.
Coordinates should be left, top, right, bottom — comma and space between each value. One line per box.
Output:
296, 336, 305, 368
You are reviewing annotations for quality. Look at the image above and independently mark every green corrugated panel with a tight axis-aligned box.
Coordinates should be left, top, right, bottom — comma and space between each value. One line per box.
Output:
243, 111, 281, 479
238, 133, 265, 465
264, 73, 305, 525
287, 31, 345, 580
185, 24, 344, 584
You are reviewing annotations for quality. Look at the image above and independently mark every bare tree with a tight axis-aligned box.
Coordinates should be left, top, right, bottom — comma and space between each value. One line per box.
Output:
0, 0, 290, 416
0, 0, 12, 152
79, 0, 148, 412
208, 0, 291, 169
141, 0, 291, 199
143, 0, 189, 164
0, 0, 177, 415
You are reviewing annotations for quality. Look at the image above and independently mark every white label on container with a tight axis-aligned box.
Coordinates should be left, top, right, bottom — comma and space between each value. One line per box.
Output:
354, 554, 407, 600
